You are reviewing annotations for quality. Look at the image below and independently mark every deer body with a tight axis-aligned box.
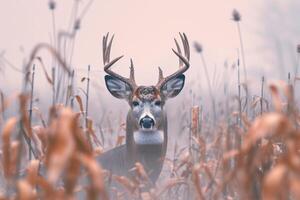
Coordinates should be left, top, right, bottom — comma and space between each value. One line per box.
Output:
97, 33, 190, 185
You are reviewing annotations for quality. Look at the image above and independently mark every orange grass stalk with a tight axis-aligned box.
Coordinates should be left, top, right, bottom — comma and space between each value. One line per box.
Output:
19, 94, 38, 160
63, 154, 81, 197
262, 164, 288, 200
25, 159, 40, 187
86, 118, 102, 147
17, 180, 36, 200
133, 162, 149, 183
45, 108, 76, 184
77, 153, 108, 200
2, 117, 18, 180
192, 164, 205, 200
191, 106, 200, 137
156, 178, 187, 198
113, 175, 137, 194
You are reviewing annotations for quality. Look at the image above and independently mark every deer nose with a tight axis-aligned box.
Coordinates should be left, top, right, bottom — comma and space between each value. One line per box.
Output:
140, 116, 155, 129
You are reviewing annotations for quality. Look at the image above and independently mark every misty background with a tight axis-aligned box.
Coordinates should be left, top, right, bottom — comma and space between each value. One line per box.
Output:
0, 0, 300, 149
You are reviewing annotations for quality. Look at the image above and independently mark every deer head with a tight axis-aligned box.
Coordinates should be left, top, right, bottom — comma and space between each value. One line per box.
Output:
103, 33, 190, 145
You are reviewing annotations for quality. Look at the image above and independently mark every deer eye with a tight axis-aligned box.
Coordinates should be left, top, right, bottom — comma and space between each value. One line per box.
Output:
132, 101, 139, 107
155, 101, 161, 106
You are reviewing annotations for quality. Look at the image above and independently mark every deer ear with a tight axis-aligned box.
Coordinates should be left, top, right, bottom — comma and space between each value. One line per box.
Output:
161, 74, 185, 98
105, 75, 132, 99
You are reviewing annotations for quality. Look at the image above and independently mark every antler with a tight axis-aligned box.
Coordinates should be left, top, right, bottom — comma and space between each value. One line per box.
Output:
103, 33, 137, 90
156, 32, 190, 89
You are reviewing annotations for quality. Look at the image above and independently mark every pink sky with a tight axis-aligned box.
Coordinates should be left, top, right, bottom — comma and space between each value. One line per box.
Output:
0, 0, 260, 84
0, 0, 299, 115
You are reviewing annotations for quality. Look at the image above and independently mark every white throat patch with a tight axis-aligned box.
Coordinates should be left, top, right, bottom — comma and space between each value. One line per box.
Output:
133, 130, 164, 145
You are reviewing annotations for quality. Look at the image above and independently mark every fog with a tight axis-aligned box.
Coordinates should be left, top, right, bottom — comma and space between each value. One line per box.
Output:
0, 0, 300, 135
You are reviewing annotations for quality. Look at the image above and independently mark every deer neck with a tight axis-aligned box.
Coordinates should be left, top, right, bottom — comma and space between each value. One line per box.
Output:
125, 111, 168, 177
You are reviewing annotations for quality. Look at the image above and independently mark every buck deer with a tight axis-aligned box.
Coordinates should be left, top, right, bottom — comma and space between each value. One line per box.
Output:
97, 33, 190, 186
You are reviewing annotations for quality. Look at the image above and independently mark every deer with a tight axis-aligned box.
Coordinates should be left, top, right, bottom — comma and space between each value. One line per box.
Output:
97, 33, 190, 187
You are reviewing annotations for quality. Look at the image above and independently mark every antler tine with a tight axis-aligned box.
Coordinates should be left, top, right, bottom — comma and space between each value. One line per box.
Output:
183, 33, 190, 61
179, 32, 190, 62
102, 33, 108, 65
174, 38, 183, 67
156, 32, 190, 89
157, 66, 164, 83
130, 58, 135, 81
103, 33, 137, 90
105, 34, 114, 64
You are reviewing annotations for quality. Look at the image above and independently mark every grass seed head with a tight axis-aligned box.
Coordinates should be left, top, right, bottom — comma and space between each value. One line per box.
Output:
194, 42, 203, 53
48, 1, 56, 10
74, 19, 81, 30
232, 9, 241, 22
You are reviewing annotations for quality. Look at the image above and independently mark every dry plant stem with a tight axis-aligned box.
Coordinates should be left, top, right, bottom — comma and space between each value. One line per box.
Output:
206, 143, 222, 197
199, 105, 203, 133
28, 64, 36, 160
13, 134, 23, 196
236, 21, 249, 117
24, 43, 72, 109
68, 35, 77, 67
68, 0, 79, 31
57, 30, 75, 103
60, 31, 77, 103
2, 118, 17, 196
0, 54, 23, 73
237, 55, 242, 127
78, 0, 95, 20
20, 96, 38, 160
97, 124, 105, 147
85, 65, 92, 149
260, 76, 265, 115
19, 66, 37, 161
25, 43, 71, 87
65, 69, 75, 107
236, 54, 243, 152
59, 1, 94, 96
0, 90, 5, 123
192, 166, 205, 200
199, 53, 217, 125
50, 5, 57, 103
70, 70, 75, 109
189, 96, 192, 155
236, 22, 247, 83
52, 67, 55, 106
33, 57, 54, 85
294, 52, 300, 86
51, 6, 56, 57
223, 63, 230, 124
66, 0, 79, 64
58, 1, 94, 103
85, 65, 90, 127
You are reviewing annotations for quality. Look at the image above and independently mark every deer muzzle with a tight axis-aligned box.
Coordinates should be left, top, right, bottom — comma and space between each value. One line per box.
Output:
139, 113, 155, 130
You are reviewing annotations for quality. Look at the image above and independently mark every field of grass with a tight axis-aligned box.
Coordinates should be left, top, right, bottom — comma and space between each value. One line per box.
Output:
1, 1, 300, 200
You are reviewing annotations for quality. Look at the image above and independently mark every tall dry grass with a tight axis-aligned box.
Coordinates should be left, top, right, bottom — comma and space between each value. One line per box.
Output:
2, 62, 300, 200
